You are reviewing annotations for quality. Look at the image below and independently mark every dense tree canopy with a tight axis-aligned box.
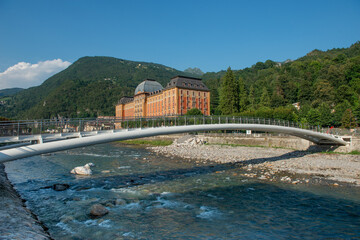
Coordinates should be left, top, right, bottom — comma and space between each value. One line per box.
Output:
204, 41, 360, 128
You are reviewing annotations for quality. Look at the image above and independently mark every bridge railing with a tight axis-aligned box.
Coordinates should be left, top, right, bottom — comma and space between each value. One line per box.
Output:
0, 115, 326, 138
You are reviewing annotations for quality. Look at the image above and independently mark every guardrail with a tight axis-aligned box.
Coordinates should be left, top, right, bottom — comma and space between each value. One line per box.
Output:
0, 116, 331, 138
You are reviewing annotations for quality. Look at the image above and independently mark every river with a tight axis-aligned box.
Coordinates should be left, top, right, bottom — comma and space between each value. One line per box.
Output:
4, 143, 360, 239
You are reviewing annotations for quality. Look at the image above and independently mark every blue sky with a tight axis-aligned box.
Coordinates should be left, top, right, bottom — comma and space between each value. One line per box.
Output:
0, 0, 359, 89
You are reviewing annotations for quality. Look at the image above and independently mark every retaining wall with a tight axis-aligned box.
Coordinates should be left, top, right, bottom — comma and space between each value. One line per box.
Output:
148, 133, 360, 153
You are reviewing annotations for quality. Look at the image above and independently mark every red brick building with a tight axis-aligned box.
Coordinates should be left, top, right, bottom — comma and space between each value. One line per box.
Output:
116, 76, 210, 119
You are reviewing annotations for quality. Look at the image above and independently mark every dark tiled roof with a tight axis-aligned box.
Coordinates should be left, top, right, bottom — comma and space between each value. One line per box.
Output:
118, 96, 134, 104
165, 76, 209, 91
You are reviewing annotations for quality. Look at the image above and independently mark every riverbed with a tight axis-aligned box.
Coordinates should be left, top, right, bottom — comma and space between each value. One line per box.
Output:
4, 143, 360, 239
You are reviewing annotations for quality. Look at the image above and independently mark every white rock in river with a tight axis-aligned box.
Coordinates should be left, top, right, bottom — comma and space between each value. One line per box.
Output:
70, 163, 95, 175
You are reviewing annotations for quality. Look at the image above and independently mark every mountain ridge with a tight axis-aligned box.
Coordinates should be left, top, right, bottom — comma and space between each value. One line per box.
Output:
0, 56, 191, 118
1, 41, 359, 121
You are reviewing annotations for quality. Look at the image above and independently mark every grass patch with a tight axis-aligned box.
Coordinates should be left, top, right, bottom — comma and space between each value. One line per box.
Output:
119, 139, 173, 146
349, 150, 360, 155
320, 150, 360, 155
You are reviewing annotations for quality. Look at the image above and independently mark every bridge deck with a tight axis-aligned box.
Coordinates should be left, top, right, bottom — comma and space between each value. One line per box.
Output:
0, 123, 347, 163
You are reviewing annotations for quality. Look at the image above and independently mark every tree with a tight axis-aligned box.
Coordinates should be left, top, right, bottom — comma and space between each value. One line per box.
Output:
259, 87, 270, 107
312, 79, 334, 107
271, 78, 285, 107
273, 106, 298, 122
185, 108, 203, 116
238, 77, 247, 112
318, 103, 332, 127
264, 60, 276, 68
333, 100, 352, 126
341, 109, 357, 129
307, 108, 321, 126
248, 85, 255, 110
218, 67, 239, 115
336, 84, 357, 105
210, 87, 220, 115
298, 79, 313, 103
255, 106, 273, 119
253, 61, 266, 70
326, 65, 346, 88
353, 105, 360, 123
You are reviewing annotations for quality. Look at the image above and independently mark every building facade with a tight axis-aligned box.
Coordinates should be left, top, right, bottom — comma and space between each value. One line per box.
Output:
116, 76, 210, 119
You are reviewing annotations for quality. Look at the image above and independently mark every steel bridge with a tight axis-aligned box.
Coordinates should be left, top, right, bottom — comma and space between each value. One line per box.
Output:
0, 116, 347, 163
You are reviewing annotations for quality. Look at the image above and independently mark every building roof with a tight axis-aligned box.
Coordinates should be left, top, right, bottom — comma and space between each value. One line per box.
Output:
118, 96, 134, 104
165, 76, 209, 91
134, 79, 163, 95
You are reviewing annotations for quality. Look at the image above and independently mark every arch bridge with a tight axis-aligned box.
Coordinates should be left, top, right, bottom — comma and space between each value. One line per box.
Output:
0, 116, 347, 163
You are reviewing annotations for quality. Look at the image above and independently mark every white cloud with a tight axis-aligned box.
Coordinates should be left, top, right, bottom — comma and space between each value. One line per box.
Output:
0, 59, 72, 89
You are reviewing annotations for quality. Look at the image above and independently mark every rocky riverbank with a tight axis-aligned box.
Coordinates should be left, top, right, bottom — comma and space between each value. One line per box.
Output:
0, 163, 51, 240
149, 136, 360, 186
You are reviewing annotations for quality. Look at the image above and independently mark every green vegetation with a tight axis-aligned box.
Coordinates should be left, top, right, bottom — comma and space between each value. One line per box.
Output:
349, 150, 360, 155
320, 150, 360, 155
204, 41, 360, 128
119, 139, 173, 146
184, 67, 204, 76
218, 67, 239, 115
185, 108, 203, 116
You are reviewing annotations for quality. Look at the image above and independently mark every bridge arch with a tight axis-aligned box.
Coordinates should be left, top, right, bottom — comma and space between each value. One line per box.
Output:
0, 123, 346, 163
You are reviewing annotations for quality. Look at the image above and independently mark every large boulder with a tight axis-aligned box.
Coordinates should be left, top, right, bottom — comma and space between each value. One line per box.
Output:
52, 184, 70, 191
115, 198, 127, 206
89, 204, 109, 217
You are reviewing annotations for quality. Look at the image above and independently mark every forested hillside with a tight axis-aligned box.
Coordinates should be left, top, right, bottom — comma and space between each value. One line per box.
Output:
204, 41, 360, 127
0, 57, 187, 119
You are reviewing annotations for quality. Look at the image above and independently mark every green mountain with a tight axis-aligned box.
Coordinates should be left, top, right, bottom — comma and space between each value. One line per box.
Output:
0, 88, 23, 97
184, 67, 204, 76
0, 56, 188, 119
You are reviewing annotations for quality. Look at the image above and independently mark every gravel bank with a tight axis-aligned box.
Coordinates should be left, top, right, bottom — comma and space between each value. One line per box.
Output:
150, 136, 360, 186
0, 164, 51, 240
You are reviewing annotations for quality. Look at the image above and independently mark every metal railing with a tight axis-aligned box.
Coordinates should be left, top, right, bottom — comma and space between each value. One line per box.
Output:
0, 116, 331, 138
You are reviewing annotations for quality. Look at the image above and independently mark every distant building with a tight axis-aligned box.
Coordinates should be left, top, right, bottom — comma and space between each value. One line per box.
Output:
292, 102, 300, 110
116, 76, 210, 119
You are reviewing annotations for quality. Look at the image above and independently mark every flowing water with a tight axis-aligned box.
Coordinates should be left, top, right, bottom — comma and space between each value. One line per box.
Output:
4, 143, 360, 239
